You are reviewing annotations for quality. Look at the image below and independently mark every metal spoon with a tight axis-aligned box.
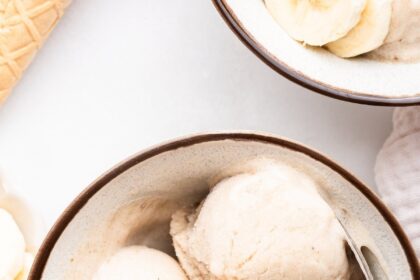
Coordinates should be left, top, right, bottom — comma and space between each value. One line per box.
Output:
336, 217, 374, 280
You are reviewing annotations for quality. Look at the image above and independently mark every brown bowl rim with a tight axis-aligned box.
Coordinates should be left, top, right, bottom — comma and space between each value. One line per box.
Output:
212, 0, 420, 107
30, 132, 420, 279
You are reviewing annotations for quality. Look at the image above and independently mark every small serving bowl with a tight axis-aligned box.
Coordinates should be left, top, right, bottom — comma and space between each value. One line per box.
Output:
212, 0, 420, 106
31, 133, 419, 279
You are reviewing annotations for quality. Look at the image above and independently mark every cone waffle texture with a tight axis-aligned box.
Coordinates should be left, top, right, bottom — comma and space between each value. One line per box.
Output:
0, 0, 70, 104
375, 106, 420, 257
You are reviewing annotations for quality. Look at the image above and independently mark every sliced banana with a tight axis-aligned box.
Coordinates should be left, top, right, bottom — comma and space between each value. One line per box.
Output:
0, 208, 26, 280
15, 253, 35, 280
327, 0, 393, 57
265, 0, 367, 46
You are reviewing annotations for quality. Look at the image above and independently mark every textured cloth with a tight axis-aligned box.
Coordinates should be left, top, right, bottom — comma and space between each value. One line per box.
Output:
0, 0, 70, 103
375, 106, 420, 257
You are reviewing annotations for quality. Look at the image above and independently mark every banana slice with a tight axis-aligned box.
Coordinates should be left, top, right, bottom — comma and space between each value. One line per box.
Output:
265, 0, 367, 46
15, 253, 35, 280
327, 0, 393, 57
0, 208, 26, 280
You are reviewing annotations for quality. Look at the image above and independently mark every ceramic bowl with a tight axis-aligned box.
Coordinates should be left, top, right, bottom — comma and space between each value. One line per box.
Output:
31, 133, 419, 279
212, 0, 420, 106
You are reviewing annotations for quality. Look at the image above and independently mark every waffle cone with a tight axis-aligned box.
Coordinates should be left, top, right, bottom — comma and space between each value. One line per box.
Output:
0, 0, 70, 104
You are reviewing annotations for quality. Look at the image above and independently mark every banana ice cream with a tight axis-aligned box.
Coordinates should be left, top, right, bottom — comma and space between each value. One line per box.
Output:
0, 182, 41, 280
0, 208, 25, 280
266, 0, 420, 60
15, 253, 35, 280
0, 208, 34, 280
373, 0, 420, 61
170, 161, 350, 280
93, 246, 187, 280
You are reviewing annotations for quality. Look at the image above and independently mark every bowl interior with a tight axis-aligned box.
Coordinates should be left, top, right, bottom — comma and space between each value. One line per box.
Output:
39, 135, 415, 279
219, 0, 420, 101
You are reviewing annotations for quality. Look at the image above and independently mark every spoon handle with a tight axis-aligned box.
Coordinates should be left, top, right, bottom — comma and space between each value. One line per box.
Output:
337, 218, 374, 280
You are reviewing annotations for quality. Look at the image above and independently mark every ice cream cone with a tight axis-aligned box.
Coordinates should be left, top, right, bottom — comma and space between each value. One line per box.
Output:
0, 0, 70, 104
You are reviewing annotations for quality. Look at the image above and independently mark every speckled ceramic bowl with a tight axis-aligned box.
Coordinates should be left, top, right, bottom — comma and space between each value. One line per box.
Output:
212, 0, 420, 106
31, 133, 419, 279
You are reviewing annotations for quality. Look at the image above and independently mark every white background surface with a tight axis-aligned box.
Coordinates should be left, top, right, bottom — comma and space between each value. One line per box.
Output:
0, 0, 393, 227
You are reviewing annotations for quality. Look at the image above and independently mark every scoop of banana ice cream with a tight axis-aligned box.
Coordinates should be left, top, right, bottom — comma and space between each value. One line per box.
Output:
0, 208, 26, 280
15, 253, 35, 280
170, 160, 350, 280
372, 0, 420, 61
92, 246, 187, 280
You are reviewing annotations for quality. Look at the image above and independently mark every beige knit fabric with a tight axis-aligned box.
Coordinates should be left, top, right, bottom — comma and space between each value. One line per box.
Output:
375, 106, 420, 257
0, 0, 70, 104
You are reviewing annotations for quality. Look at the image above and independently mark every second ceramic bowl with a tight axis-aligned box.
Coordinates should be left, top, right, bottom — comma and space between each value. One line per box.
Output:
31, 133, 419, 279
212, 0, 420, 106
